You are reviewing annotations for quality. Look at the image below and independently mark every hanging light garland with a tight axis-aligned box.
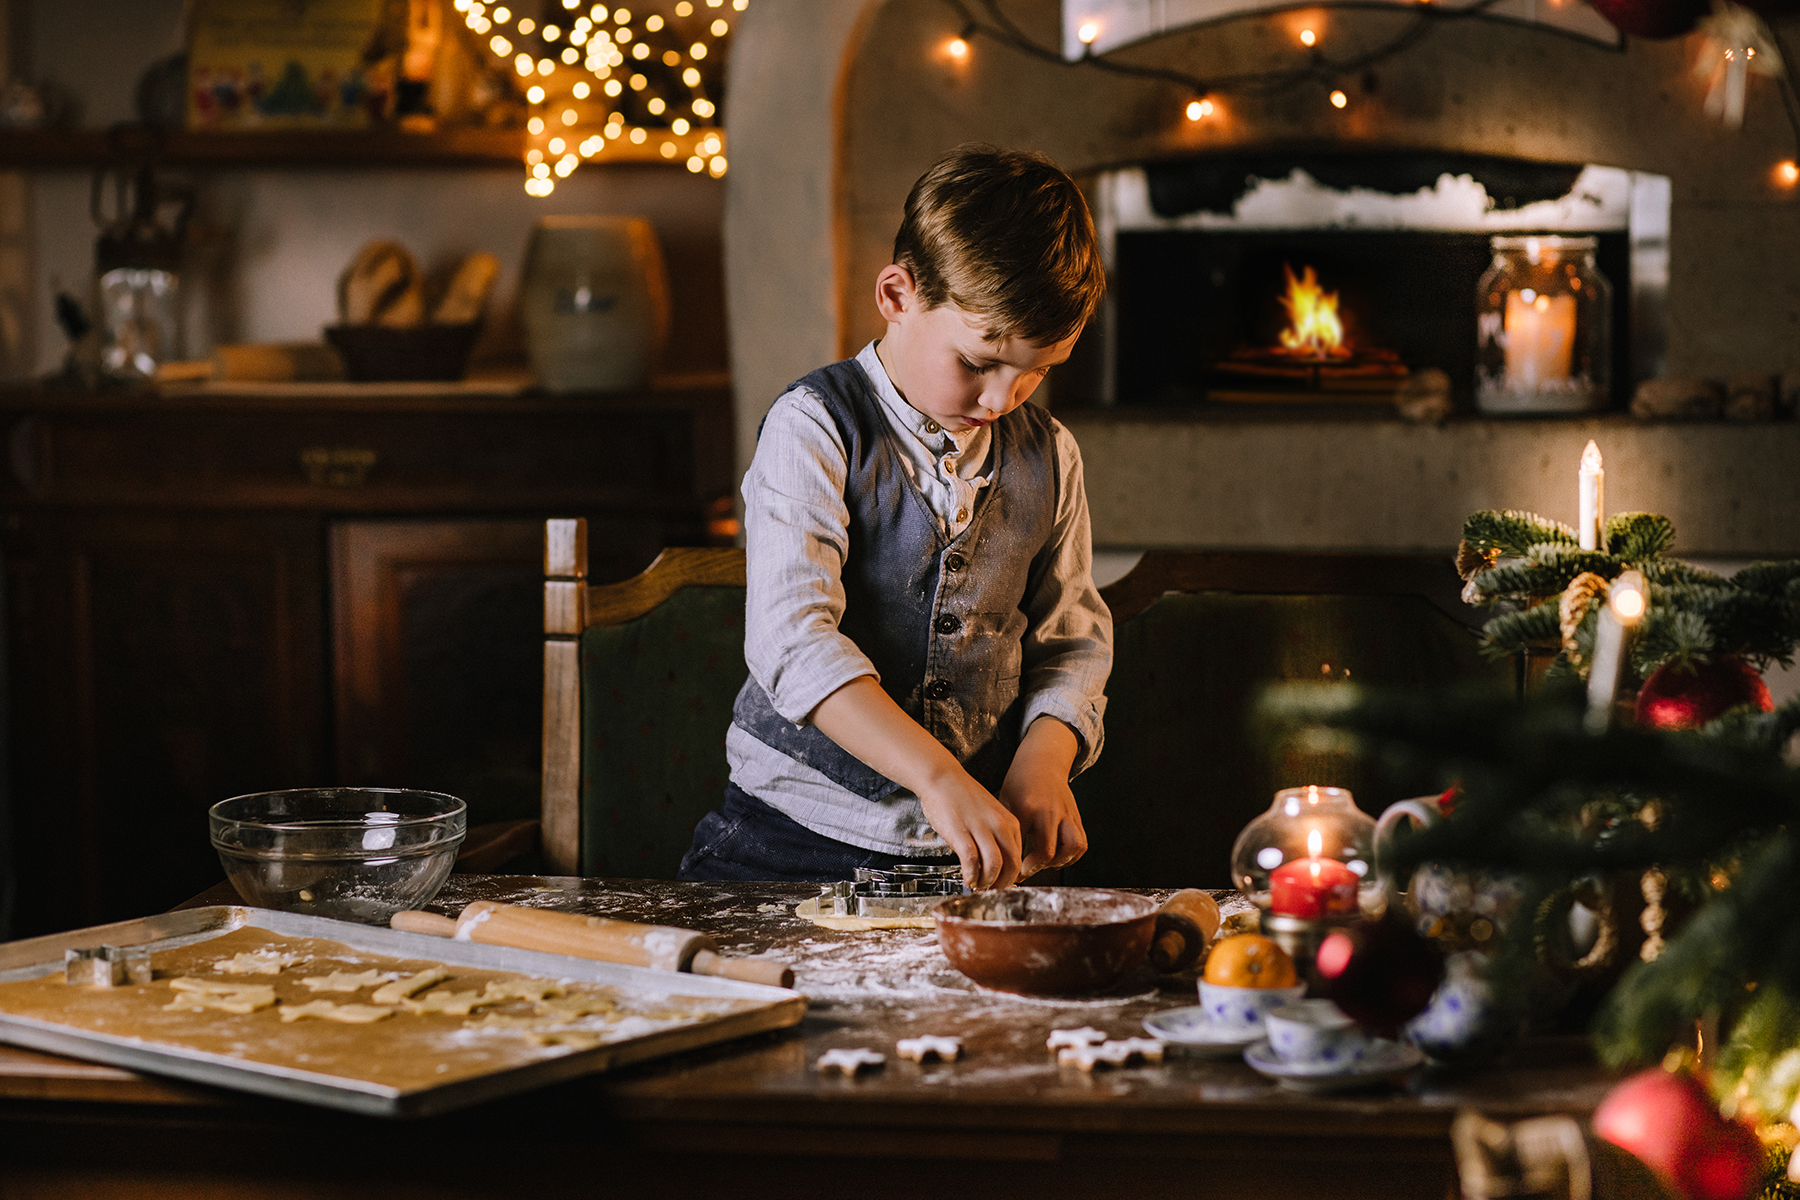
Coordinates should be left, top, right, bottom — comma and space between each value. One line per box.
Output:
944, 0, 1800, 178
455, 0, 739, 196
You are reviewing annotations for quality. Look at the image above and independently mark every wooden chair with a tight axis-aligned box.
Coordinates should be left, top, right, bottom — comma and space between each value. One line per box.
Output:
541, 519, 745, 876
538, 522, 1504, 883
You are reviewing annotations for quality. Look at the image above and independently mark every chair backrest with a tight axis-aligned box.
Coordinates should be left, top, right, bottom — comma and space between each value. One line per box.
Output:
541, 519, 745, 876
1065, 550, 1507, 889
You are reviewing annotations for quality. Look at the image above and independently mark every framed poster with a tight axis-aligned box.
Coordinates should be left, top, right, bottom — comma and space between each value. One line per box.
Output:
187, 0, 391, 129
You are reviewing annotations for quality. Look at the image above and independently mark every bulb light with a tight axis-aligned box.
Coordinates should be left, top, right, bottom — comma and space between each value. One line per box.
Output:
948, 37, 968, 58
527, 116, 545, 133
562, 108, 578, 123
675, 1, 691, 13
1078, 21, 1098, 43
646, 13, 664, 29
1300, 28, 1316, 44
562, 47, 578, 63
490, 34, 511, 54
494, 5, 511, 19
711, 18, 729, 34
527, 84, 545, 102
690, 42, 707, 58
1329, 89, 1348, 108
1185, 98, 1214, 120
572, 81, 590, 98
1777, 160, 1800, 187
517, 16, 533, 31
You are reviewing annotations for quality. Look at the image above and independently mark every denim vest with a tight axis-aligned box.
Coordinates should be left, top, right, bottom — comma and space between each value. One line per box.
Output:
732, 358, 1060, 801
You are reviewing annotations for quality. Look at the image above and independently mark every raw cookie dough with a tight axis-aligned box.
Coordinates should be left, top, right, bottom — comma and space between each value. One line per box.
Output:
534, 995, 616, 1019
300, 970, 393, 993
400, 990, 494, 1016
482, 978, 564, 1003
214, 951, 303, 975
817, 1048, 885, 1076
279, 1001, 395, 1024
163, 981, 277, 1014
370, 968, 449, 1005
895, 1035, 963, 1063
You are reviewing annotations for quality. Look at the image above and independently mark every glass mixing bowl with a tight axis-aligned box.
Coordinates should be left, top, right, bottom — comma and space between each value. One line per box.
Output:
209, 788, 466, 924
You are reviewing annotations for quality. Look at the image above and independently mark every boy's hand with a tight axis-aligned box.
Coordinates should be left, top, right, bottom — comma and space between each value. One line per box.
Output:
915, 777, 1023, 891
997, 719, 1087, 879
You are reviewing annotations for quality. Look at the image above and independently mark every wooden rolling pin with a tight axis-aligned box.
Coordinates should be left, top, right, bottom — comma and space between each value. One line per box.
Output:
1149, 889, 1222, 973
391, 901, 795, 988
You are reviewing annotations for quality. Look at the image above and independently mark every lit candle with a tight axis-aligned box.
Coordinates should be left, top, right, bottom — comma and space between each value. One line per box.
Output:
1503, 289, 1576, 389
1268, 828, 1360, 918
1579, 440, 1605, 552
1585, 570, 1647, 734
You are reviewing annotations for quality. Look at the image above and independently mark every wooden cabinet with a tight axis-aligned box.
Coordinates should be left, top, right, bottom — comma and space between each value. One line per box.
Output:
0, 378, 733, 935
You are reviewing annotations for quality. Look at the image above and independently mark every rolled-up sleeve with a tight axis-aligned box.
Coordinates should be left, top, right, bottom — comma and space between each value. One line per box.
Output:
1018, 420, 1113, 776
742, 389, 879, 725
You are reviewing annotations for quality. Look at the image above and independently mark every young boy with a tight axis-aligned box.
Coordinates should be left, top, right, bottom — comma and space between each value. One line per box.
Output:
678, 145, 1112, 891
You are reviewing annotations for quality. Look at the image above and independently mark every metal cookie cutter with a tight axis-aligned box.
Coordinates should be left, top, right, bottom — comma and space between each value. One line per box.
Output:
822, 864, 966, 919
65, 944, 152, 987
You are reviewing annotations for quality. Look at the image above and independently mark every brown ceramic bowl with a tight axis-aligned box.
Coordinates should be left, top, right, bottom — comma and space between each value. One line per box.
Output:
934, 887, 1160, 996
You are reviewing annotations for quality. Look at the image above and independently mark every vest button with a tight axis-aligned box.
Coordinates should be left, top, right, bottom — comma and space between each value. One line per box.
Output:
944, 552, 965, 573
926, 679, 952, 700
934, 614, 961, 635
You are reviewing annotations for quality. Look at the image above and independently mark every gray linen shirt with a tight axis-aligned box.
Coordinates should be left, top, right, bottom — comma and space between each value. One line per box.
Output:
727, 341, 1112, 855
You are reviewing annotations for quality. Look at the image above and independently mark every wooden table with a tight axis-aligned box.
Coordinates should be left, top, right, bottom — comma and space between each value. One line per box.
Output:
0, 878, 1615, 1199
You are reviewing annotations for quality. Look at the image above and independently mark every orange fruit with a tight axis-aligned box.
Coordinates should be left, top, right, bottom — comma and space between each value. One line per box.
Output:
1202, 934, 1297, 988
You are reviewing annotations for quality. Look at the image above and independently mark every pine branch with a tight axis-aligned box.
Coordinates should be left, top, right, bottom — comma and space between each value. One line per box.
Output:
1630, 609, 1715, 676
1734, 561, 1800, 596
1479, 603, 1561, 657
1641, 559, 1730, 588
1461, 509, 1578, 558
1470, 546, 1620, 603
1706, 695, 1800, 755
1606, 512, 1676, 561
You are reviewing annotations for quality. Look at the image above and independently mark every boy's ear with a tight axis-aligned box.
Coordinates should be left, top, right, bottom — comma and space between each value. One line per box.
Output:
874, 264, 917, 324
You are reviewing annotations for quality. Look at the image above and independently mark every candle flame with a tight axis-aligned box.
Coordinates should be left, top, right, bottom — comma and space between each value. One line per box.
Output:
1306, 828, 1323, 858
1276, 265, 1349, 358
1581, 440, 1603, 473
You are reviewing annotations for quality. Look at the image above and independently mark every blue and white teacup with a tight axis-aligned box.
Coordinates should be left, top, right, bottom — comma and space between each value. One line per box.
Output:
1264, 999, 1370, 1067
1198, 981, 1307, 1029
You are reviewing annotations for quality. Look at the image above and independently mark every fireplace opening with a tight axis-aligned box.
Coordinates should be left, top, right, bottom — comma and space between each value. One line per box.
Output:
1068, 153, 1665, 414
1113, 227, 1629, 408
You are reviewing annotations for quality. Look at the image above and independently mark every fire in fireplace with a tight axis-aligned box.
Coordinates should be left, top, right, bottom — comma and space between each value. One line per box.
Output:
1210, 262, 1410, 404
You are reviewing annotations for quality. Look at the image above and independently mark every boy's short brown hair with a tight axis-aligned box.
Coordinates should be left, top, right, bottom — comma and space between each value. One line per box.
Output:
892, 144, 1106, 347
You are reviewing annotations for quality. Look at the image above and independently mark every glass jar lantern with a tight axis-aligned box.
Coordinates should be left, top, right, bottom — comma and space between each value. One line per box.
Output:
1230, 786, 1379, 972
1475, 236, 1612, 415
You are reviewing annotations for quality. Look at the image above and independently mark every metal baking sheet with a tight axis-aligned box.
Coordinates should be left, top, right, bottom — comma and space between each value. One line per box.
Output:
0, 906, 806, 1118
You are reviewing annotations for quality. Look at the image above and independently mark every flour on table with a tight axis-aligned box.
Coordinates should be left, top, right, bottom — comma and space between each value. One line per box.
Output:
370, 968, 449, 1005
213, 951, 303, 975
299, 970, 394, 993
534, 995, 616, 1019
279, 1000, 395, 1024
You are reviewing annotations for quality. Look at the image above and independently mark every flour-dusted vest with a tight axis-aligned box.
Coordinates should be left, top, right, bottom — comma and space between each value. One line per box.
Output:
732, 357, 1061, 801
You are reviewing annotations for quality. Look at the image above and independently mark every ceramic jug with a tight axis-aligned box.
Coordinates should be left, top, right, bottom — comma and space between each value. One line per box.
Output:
520, 215, 670, 393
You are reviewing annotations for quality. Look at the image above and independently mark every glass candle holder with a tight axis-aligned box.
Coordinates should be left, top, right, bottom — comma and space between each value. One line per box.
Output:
1231, 786, 1380, 981
1474, 236, 1612, 415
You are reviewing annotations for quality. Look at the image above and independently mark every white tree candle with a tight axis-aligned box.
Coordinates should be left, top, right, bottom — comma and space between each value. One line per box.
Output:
1579, 440, 1605, 552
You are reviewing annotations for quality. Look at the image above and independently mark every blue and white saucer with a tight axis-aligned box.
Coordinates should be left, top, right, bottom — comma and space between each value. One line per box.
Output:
1242, 1037, 1425, 1093
1140, 1006, 1264, 1058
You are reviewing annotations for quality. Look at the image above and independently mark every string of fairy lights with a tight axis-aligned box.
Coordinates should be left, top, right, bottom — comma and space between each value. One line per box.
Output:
943, 0, 1800, 188
455, 0, 740, 195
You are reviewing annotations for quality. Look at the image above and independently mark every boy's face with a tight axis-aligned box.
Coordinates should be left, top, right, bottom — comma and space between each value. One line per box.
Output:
873, 265, 1078, 433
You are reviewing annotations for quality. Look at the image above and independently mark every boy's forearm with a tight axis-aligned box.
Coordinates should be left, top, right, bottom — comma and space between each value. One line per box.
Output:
1013, 716, 1079, 779
809, 676, 966, 795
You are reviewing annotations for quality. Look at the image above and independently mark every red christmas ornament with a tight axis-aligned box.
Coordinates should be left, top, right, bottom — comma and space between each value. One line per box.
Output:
1315, 916, 1443, 1036
1634, 655, 1773, 731
1588, 0, 1708, 38
1592, 1069, 1763, 1200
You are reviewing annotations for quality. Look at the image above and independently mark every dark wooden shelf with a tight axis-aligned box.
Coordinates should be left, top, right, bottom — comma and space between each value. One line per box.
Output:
0, 125, 716, 169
